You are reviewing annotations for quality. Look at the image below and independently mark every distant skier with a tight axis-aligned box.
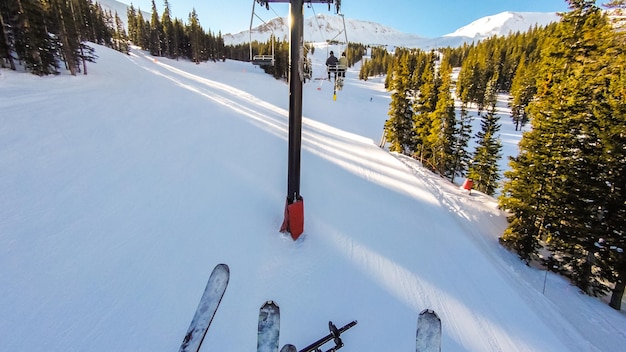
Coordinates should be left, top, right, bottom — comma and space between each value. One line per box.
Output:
326, 51, 338, 80
338, 52, 348, 78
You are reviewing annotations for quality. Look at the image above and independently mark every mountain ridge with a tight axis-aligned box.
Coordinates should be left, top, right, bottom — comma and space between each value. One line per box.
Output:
224, 11, 560, 49
444, 11, 560, 38
96, 0, 560, 49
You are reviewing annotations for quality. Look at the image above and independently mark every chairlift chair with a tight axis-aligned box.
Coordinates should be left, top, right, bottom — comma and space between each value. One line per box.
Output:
251, 50, 275, 66
249, 0, 276, 66
325, 13, 348, 84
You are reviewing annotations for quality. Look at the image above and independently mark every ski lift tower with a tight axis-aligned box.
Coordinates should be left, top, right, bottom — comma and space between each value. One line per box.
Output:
254, 1, 341, 240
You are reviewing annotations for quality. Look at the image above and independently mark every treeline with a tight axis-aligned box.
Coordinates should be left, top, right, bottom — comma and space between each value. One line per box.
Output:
379, 0, 626, 310
224, 40, 366, 80
500, 0, 626, 310
328, 42, 366, 68
225, 37, 290, 79
0, 0, 129, 75
126, 0, 224, 63
451, 25, 549, 117
382, 48, 500, 194
359, 46, 393, 80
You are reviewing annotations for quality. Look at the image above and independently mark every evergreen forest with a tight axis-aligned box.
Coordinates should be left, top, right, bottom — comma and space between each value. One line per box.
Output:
371, 0, 626, 310
0, 0, 127, 75
0, 0, 226, 75
125, 0, 225, 64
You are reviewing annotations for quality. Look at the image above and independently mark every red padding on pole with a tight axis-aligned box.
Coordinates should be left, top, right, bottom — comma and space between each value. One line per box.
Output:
462, 178, 473, 190
280, 196, 304, 240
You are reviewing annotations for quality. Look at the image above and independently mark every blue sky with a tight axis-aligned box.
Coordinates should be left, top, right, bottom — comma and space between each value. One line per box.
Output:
123, 0, 571, 37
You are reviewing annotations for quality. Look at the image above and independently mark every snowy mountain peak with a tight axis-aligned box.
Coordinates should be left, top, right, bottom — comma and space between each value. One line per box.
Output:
224, 13, 419, 46
444, 11, 560, 38
98, 0, 560, 49
256, 17, 288, 35
224, 11, 560, 49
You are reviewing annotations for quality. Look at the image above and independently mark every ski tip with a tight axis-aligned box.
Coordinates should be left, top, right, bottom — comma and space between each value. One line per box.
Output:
262, 300, 278, 308
280, 344, 297, 352
419, 309, 439, 318
215, 263, 229, 273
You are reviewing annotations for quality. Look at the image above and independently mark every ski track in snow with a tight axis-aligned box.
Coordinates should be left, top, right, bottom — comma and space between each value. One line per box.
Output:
128, 51, 290, 138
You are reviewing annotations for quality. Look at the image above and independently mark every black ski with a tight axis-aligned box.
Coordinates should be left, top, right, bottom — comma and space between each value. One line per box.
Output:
257, 301, 280, 352
179, 263, 230, 352
416, 309, 441, 352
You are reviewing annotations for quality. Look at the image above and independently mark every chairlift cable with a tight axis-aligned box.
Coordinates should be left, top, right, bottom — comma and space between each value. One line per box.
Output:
269, 3, 282, 20
310, 4, 328, 45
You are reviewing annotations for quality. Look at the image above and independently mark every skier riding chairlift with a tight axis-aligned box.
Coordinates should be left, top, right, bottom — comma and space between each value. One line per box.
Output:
326, 51, 347, 89
337, 52, 347, 78
325, 51, 339, 80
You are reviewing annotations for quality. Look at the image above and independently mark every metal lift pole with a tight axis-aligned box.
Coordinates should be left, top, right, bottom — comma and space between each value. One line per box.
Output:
268, 0, 338, 240
280, 0, 305, 240
287, 0, 303, 204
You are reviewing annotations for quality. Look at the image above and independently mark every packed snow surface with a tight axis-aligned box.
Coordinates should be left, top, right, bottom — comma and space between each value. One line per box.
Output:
1, 44, 625, 351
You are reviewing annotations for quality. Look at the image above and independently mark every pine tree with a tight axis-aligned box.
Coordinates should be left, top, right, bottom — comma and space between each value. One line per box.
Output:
187, 9, 202, 63
0, 2, 17, 70
384, 53, 414, 154
359, 58, 370, 80
602, 59, 626, 309
456, 51, 483, 108
413, 52, 438, 163
537, 0, 620, 296
0, 0, 114, 75
134, 9, 149, 50
149, 0, 162, 56
172, 18, 185, 59
126, 4, 137, 44
113, 11, 128, 54
161, 0, 174, 58
448, 103, 473, 183
427, 60, 456, 176
467, 76, 502, 196
13, 0, 59, 75
500, 0, 626, 303
508, 55, 535, 131
384, 60, 392, 87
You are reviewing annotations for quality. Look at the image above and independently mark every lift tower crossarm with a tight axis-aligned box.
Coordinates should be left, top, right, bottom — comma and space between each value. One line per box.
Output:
255, 1, 341, 13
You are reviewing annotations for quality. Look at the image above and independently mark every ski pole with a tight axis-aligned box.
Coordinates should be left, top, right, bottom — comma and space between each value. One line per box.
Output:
298, 320, 357, 352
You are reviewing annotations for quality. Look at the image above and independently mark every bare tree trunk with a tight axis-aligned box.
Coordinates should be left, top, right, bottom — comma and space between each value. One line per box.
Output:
68, 0, 86, 75
16, 0, 43, 71
610, 262, 626, 310
0, 12, 16, 70
55, 0, 77, 75
80, 44, 86, 74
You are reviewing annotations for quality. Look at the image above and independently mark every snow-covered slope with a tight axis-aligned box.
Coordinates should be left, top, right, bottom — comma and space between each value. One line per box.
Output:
1, 43, 625, 352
